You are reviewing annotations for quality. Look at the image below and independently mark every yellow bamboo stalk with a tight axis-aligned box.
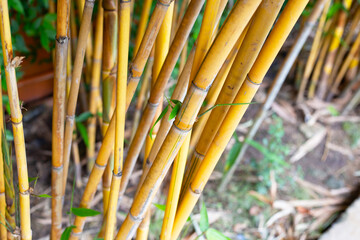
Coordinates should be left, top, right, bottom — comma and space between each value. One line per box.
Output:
135, 132, 155, 240
101, 0, 117, 215
70, 1, 173, 237
0, 73, 6, 240
87, 1, 104, 171
63, 0, 95, 196
308, 29, 332, 98
133, 0, 152, 58
131, 50, 154, 142
296, 0, 331, 103
189, 30, 247, 155
345, 49, 360, 82
190, 0, 220, 82
118, 0, 204, 201
317, 0, 353, 99
115, 1, 260, 238
160, 133, 190, 240
104, 1, 130, 239
327, 32, 360, 100
328, 7, 360, 89
76, 0, 94, 85
134, 4, 174, 238
181, 0, 284, 199
49, 0, 71, 237
0, 0, 32, 238
171, 1, 309, 238
141, 0, 229, 183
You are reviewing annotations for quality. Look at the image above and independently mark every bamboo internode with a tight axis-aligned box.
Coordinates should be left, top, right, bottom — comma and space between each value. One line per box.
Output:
0, 0, 32, 239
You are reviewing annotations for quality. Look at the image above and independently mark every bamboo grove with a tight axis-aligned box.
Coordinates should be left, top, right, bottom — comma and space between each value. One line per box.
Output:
1, 0, 356, 239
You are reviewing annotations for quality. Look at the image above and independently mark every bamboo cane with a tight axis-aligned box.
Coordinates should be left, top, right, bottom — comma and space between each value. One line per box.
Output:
327, 33, 360, 100
160, 133, 190, 240
70, 1, 173, 237
133, 0, 152, 58
181, 0, 284, 199
87, 1, 104, 171
297, 0, 331, 103
75, 0, 94, 85
131, 50, 154, 142
101, 0, 117, 215
63, 0, 95, 196
189, 30, 247, 156
189, 0, 220, 82
0, 0, 32, 238
118, 0, 205, 201
134, 4, 174, 238
0, 74, 6, 240
317, 0, 353, 99
50, 0, 71, 237
104, 1, 130, 239
66, 40, 83, 189
70, 1, 78, 57
327, 7, 360, 90
219, 0, 328, 191
308, 29, 332, 99
140, 0, 229, 183
115, 1, 260, 238
135, 130, 155, 240
345, 50, 360, 82
2, 118, 15, 240
171, 1, 309, 238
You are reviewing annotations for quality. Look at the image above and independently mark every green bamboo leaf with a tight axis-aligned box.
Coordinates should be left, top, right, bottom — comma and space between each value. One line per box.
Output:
149, 105, 169, 140
71, 208, 101, 217
205, 228, 231, 240
199, 202, 209, 232
76, 122, 89, 149
9, 0, 24, 15
224, 138, 242, 173
327, 105, 339, 116
75, 111, 94, 123
153, 203, 166, 212
36, 194, 52, 198
198, 102, 256, 119
61, 225, 76, 240
169, 102, 181, 120
5, 129, 13, 142
327, 3, 346, 19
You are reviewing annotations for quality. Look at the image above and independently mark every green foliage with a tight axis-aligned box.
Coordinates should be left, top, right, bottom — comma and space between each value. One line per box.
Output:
60, 225, 76, 240
343, 122, 360, 148
153, 203, 166, 212
71, 207, 101, 217
223, 134, 242, 173
248, 115, 290, 193
327, 105, 339, 116
75, 112, 94, 149
199, 202, 209, 232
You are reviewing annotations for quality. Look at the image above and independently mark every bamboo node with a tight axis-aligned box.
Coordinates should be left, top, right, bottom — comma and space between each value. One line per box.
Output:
113, 171, 122, 177
129, 211, 144, 222
52, 165, 64, 172
192, 81, 210, 92
157, 0, 174, 7
10, 117, 22, 125
189, 185, 202, 195
65, 114, 75, 121
246, 74, 261, 85
194, 149, 205, 158
173, 122, 192, 133
95, 162, 107, 169
148, 101, 160, 108
56, 36, 68, 44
